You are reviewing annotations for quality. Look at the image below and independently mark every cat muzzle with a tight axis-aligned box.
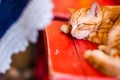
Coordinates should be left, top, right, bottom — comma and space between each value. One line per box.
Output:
71, 28, 91, 39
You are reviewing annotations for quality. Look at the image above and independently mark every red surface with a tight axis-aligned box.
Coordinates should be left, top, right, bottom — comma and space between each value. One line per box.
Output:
45, 21, 83, 75
35, 31, 49, 80
44, 20, 115, 80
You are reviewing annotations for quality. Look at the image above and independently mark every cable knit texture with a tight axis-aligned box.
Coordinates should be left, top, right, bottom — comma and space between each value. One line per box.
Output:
0, 0, 54, 73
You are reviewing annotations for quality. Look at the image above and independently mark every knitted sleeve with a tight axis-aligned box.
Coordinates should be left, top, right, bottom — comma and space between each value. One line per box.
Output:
0, 0, 54, 73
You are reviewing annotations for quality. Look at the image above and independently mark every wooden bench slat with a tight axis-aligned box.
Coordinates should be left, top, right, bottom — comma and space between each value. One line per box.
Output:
44, 20, 115, 80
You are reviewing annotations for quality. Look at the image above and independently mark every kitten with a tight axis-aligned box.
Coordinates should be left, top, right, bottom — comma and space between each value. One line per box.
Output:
61, 2, 120, 79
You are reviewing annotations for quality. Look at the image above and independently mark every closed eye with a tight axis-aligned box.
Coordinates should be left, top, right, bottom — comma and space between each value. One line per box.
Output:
83, 23, 96, 25
77, 23, 96, 30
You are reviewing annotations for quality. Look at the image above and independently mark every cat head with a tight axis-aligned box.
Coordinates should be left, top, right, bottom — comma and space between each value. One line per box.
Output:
70, 2, 102, 39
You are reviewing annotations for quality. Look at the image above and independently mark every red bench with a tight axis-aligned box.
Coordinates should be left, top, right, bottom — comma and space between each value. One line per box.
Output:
44, 20, 115, 80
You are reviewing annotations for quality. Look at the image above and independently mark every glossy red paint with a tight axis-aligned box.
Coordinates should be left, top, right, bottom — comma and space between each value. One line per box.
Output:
44, 20, 115, 80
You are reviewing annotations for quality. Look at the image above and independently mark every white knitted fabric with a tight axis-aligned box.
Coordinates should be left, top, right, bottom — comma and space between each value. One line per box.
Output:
0, 0, 54, 73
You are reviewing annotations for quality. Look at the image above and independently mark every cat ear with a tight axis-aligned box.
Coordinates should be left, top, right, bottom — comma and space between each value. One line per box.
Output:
68, 8, 76, 14
87, 2, 100, 17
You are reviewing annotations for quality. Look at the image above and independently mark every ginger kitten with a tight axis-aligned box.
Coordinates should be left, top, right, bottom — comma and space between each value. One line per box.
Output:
61, 2, 120, 79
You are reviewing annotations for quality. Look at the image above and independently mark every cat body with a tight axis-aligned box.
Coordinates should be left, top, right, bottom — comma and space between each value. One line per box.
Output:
70, 4, 120, 44
61, 2, 120, 79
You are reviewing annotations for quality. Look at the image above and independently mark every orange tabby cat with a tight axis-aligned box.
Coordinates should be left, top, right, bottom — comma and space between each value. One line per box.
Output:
61, 2, 120, 79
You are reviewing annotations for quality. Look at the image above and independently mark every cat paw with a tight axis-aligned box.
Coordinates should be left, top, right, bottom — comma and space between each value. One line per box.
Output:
61, 24, 71, 34
98, 45, 108, 53
84, 50, 120, 79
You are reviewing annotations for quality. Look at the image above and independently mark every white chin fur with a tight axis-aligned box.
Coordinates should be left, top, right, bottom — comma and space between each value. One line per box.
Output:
71, 30, 91, 39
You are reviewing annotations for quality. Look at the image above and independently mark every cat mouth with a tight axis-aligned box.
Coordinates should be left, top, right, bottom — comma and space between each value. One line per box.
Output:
71, 29, 91, 39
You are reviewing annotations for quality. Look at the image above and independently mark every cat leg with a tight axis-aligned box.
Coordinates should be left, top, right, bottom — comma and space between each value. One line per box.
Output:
84, 50, 120, 79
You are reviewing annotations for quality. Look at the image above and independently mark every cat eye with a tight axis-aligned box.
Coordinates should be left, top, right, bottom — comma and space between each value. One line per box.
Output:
83, 23, 96, 25
77, 24, 85, 30
77, 23, 96, 30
